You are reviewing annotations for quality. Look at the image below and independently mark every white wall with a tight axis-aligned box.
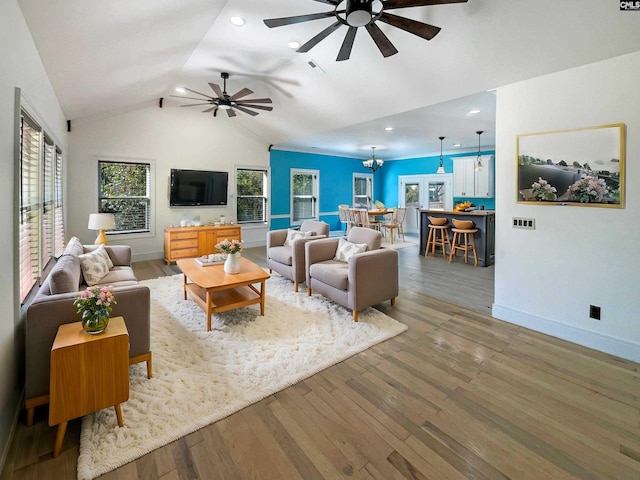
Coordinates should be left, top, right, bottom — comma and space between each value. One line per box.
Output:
0, 0, 67, 468
68, 107, 271, 259
493, 51, 640, 362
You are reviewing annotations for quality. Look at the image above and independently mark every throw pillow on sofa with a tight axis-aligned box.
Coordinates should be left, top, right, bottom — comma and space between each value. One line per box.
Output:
283, 229, 312, 246
79, 245, 112, 286
334, 238, 367, 263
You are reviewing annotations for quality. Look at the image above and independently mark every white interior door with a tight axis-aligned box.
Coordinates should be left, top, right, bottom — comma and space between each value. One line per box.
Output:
399, 174, 453, 234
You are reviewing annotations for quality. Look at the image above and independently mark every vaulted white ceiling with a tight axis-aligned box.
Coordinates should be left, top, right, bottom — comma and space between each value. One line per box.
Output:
18, 0, 640, 160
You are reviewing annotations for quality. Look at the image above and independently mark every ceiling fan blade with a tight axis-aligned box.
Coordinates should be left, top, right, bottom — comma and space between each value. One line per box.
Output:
236, 98, 272, 104
337, 27, 358, 62
171, 95, 212, 102
233, 105, 259, 116
312, 0, 340, 5
384, 0, 467, 9
297, 21, 343, 53
264, 11, 335, 28
378, 12, 441, 40
202, 106, 217, 113
231, 87, 254, 100
365, 23, 398, 58
179, 103, 214, 107
226, 108, 237, 118
235, 104, 273, 111
208, 82, 224, 98
183, 87, 212, 98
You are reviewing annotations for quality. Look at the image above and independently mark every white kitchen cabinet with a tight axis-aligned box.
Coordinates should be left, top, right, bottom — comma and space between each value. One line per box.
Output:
453, 155, 494, 198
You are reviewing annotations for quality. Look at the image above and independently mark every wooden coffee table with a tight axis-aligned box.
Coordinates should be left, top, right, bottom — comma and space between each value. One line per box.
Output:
177, 257, 270, 331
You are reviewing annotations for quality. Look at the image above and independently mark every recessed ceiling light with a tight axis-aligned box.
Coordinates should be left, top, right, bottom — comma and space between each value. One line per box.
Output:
453, 143, 461, 147
384, 127, 393, 131
230, 16, 245, 26
288, 41, 300, 49
468, 109, 481, 115
175, 87, 186, 94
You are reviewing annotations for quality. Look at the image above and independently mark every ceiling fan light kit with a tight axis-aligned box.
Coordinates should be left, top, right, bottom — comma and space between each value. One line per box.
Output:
172, 72, 273, 118
264, 0, 469, 61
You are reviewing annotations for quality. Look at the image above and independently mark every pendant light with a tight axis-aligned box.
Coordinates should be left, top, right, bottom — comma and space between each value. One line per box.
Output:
363, 146, 384, 172
436, 136, 445, 174
475, 130, 484, 171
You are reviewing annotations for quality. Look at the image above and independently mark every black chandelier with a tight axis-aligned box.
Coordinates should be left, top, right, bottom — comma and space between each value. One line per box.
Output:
436, 136, 445, 174
475, 130, 484, 171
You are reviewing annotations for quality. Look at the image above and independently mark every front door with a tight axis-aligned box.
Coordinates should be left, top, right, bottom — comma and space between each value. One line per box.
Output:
399, 174, 453, 234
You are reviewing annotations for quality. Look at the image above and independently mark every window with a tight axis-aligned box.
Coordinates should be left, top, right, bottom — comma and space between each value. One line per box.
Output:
353, 173, 373, 208
98, 160, 151, 234
236, 167, 268, 224
18, 109, 65, 303
291, 169, 319, 224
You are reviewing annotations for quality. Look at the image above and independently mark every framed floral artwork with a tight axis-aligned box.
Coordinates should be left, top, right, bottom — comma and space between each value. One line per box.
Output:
516, 123, 625, 208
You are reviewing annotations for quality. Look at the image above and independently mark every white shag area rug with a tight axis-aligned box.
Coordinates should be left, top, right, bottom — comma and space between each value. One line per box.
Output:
77, 273, 407, 480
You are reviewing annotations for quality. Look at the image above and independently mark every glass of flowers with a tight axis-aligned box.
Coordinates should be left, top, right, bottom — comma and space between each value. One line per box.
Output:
530, 177, 557, 201
73, 285, 117, 334
567, 176, 609, 203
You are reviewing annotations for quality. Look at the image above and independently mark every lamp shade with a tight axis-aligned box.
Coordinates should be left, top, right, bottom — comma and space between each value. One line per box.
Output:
88, 213, 115, 231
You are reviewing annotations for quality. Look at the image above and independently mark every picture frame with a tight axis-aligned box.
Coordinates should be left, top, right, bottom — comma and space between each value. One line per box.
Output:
516, 123, 625, 207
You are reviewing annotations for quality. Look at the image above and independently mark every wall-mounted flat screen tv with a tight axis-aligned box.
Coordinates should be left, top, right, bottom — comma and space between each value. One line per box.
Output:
169, 169, 228, 206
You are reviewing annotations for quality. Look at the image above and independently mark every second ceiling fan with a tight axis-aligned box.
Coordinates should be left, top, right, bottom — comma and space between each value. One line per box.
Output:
264, 0, 468, 62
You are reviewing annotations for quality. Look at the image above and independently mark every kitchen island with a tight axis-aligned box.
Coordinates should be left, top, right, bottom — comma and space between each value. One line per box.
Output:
419, 209, 495, 267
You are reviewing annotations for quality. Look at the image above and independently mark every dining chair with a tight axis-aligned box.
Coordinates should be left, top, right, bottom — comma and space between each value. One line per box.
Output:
381, 207, 407, 244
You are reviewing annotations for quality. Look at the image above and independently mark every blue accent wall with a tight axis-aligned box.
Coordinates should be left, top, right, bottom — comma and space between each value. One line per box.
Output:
270, 149, 384, 231
381, 151, 496, 210
269, 149, 495, 231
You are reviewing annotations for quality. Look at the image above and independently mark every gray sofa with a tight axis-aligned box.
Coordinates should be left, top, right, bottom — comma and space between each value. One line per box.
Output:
267, 220, 330, 292
305, 227, 398, 322
24, 237, 152, 426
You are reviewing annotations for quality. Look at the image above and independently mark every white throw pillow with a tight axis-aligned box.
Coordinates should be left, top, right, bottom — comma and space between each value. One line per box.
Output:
334, 238, 367, 263
283, 229, 312, 246
79, 245, 112, 286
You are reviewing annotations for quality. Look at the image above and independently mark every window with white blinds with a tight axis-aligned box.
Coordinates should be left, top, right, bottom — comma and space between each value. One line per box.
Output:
19, 112, 41, 302
18, 109, 65, 303
291, 169, 319, 225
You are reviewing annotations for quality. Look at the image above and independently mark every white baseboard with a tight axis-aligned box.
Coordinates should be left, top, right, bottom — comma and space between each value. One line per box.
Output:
492, 304, 640, 363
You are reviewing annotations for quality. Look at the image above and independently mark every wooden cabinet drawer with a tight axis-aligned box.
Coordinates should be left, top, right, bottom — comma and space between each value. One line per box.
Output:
172, 247, 199, 259
171, 231, 198, 241
216, 227, 241, 239
172, 239, 198, 249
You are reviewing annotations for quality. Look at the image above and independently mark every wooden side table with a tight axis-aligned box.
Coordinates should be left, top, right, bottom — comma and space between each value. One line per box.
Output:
49, 316, 129, 457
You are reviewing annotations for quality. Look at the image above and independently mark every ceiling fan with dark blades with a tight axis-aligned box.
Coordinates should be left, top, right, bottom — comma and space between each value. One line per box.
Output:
171, 72, 273, 117
264, 0, 467, 61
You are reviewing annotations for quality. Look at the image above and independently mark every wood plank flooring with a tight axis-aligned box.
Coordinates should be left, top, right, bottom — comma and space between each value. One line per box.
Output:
2, 241, 639, 479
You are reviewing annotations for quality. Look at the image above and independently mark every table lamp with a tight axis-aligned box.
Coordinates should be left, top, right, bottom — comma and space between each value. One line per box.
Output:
88, 213, 115, 245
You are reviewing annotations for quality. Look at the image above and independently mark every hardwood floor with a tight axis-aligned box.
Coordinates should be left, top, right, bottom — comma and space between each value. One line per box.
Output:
3, 243, 639, 479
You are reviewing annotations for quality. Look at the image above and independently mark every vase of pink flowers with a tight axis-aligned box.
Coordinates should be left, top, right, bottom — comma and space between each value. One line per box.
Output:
216, 239, 243, 274
73, 285, 117, 334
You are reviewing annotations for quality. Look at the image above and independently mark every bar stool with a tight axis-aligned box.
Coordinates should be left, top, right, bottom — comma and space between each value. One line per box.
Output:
425, 217, 451, 259
449, 219, 478, 267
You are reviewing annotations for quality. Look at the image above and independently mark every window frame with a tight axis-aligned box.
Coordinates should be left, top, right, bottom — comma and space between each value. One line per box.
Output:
290, 168, 319, 226
97, 157, 155, 240
353, 172, 373, 209
235, 166, 269, 226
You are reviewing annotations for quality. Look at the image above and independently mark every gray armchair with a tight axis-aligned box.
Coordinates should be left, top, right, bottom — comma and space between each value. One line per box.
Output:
267, 220, 330, 292
305, 227, 398, 322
